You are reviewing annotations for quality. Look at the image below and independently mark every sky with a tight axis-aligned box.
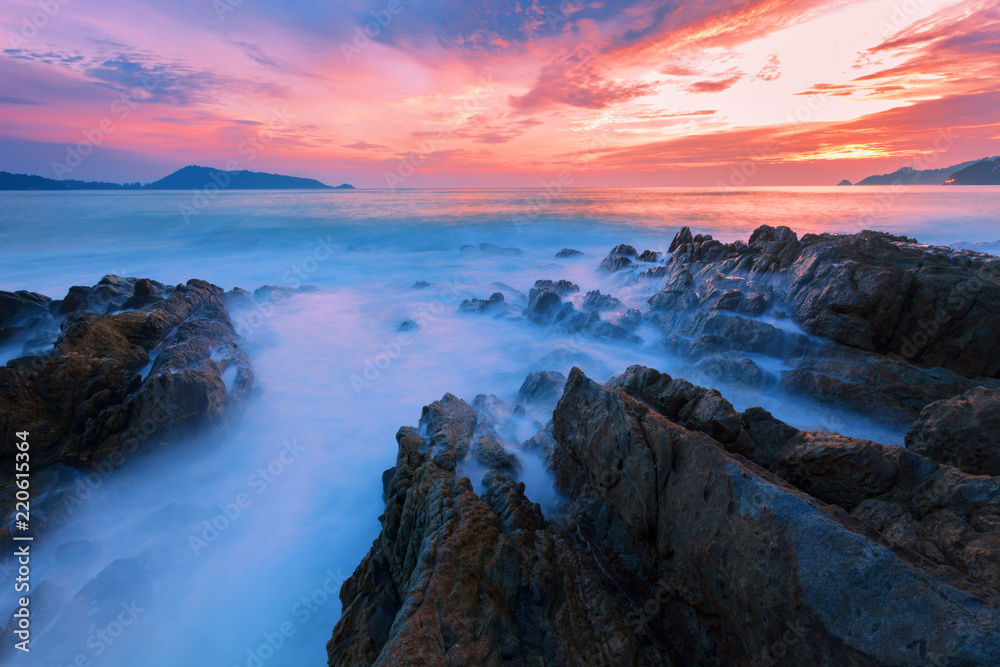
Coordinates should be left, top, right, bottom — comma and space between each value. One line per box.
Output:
0, 0, 997, 187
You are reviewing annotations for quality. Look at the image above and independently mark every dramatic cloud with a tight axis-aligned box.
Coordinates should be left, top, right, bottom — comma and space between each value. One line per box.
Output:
0, 0, 995, 186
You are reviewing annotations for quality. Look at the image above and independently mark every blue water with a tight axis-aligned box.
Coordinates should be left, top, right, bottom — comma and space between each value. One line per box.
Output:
1, 187, 998, 666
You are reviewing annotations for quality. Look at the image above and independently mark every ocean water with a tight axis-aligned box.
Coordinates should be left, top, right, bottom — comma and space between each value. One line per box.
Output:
2, 186, 999, 666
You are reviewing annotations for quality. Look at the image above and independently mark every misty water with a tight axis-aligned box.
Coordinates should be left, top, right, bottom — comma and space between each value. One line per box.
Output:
2, 186, 1000, 666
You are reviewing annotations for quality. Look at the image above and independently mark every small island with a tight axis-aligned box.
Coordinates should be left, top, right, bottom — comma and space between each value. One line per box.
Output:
0, 165, 354, 191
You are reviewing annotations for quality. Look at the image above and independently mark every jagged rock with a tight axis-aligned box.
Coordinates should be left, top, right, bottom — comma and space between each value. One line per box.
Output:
657, 224, 1000, 377
636, 249, 660, 262
473, 434, 519, 474
0, 278, 253, 472
694, 357, 774, 389
398, 320, 418, 332
619, 307, 642, 331
614, 364, 1000, 595
524, 287, 562, 323
647, 269, 698, 311
331, 368, 1000, 666
906, 386, 1000, 476
581, 290, 622, 312
555, 248, 583, 258
516, 370, 566, 409
599, 244, 638, 272
637, 265, 669, 280
460, 292, 507, 315
468, 242, 522, 255
0, 290, 51, 327
668, 226, 693, 252
532, 279, 579, 296
413, 280, 430, 289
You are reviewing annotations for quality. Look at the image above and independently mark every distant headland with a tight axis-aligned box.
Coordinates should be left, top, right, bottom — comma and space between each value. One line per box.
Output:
843, 156, 1000, 186
0, 165, 355, 191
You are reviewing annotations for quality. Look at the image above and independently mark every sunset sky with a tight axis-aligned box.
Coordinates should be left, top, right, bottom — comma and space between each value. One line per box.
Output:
1, 0, 997, 187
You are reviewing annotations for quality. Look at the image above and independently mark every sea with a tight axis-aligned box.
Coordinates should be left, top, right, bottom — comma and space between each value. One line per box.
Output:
1, 186, 999, 666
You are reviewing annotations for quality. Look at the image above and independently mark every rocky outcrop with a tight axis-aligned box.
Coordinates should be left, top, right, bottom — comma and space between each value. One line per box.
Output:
906, 386, 1000, 476
329, 367, 1000, 666
0, 277, 253, 471
657, 225, 1000, 377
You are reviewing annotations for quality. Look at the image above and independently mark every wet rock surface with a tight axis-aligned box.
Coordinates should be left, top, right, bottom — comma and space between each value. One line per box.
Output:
329, 366, 1000, 666
0, 276, 256, 539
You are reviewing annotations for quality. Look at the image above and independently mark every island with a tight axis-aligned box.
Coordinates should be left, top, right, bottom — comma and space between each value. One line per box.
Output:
0, 165, 354, 190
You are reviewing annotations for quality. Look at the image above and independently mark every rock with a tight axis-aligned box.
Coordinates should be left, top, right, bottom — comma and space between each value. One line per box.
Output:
516, 370, 566, 409
619, 307, 642, 331
330, 368, 1000, 666
479, 243, 522, 255
614, 364, 1000, 595
398, 320, 418, 332
472, 434, 519, 474
581, 290, 622, 312
0, 278, 253, 473
524, 287, 562, 323
647, 269, 698, 311
459, 292, 506, 315
412, 280, 430, 289
906, 387, 1000, 476
533, 279, 579, 296
695, 357, 775, 389
636, 249, 660, 262
253, 284, 319, 302
668, 226, 693, 252
599, 244, 638, 272
0, 290, 51, 328
598, 255, 634, 272
555, 248, 583, 258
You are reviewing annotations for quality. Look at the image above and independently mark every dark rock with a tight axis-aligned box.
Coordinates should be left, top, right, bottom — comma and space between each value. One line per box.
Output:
533, 279, 579, 296
412, 280, 430, 289
398, 320, 418, 332
668, 226, 693, 252
695, 357, 774, 389
647, 269, 698, 311
637, 249, 660, 262
555, 248, 583, 258
637, 265, 669, 280
524, 287, 562, 323
460, 292, 506, 315
0, 278, 253, 473
581, 290, 622, 312
516, 370, 566, 409
479, 243, 522, 255
0, 290, 51, 328
599, 244, 638, 272
619, 307, 642, 331
330, 368, 1000, 666
906, 387, 1000, 476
